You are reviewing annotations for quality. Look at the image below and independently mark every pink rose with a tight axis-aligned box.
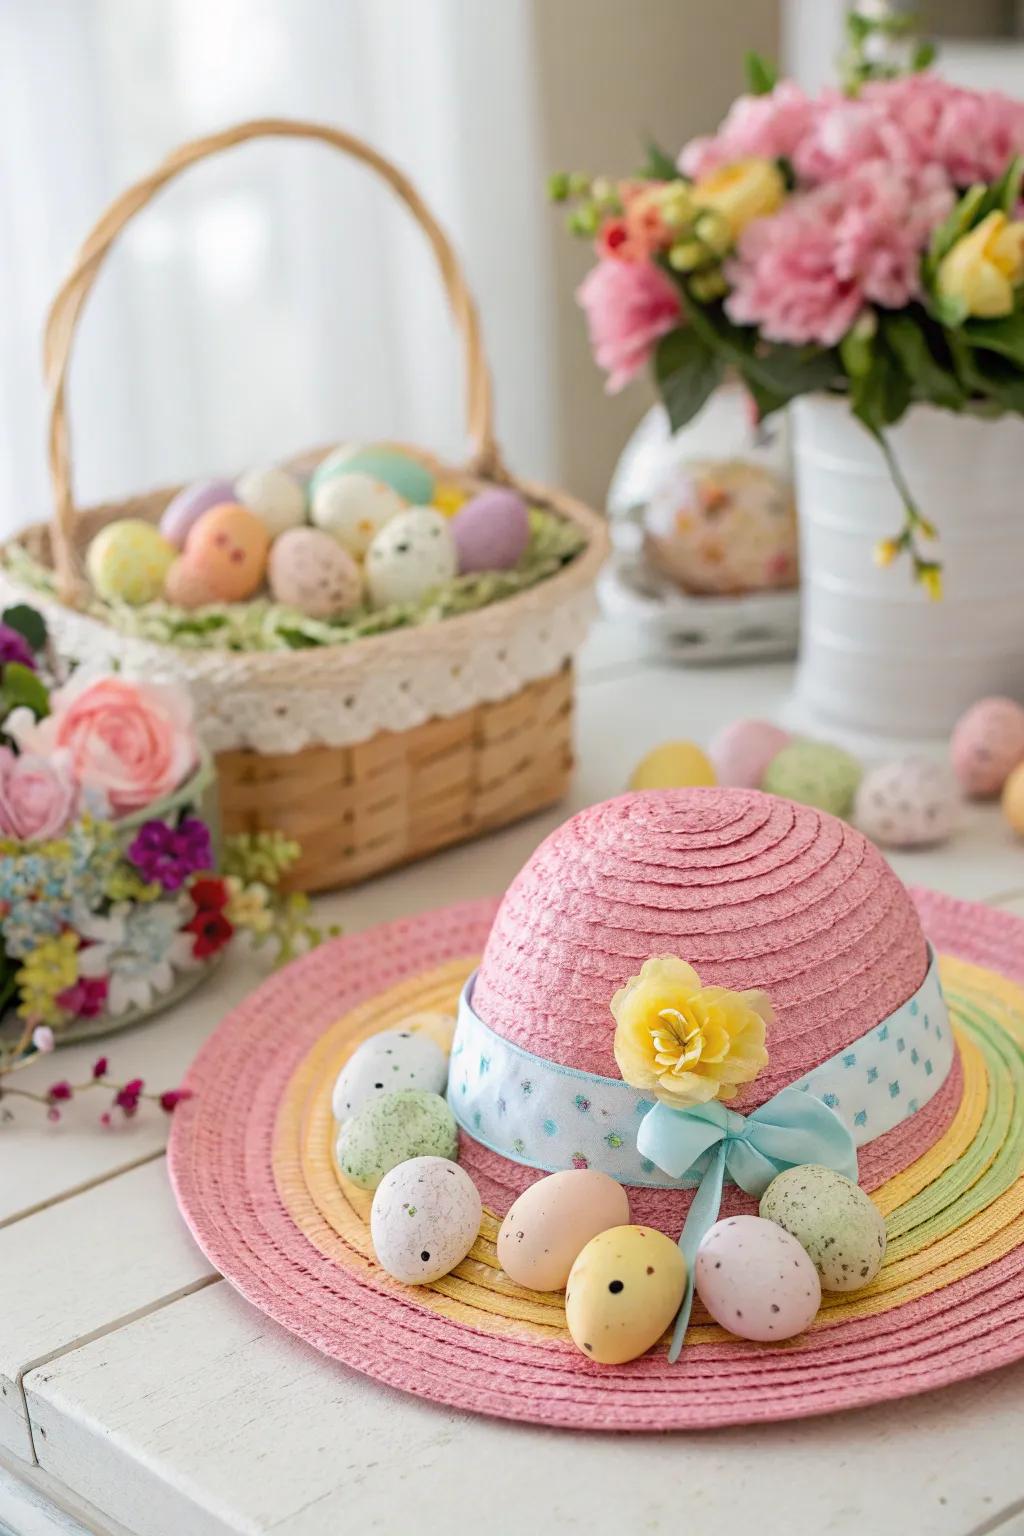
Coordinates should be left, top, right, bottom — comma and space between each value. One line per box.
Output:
679, 82, 816, 179
0, 746, 79, 842
577, 258, 682, 393
21, 677, 198, 815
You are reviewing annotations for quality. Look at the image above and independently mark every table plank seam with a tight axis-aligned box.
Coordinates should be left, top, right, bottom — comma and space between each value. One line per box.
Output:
18, 1275, 224, 1466
0, 1444, 134, 1536
0, 1150, 168, 1232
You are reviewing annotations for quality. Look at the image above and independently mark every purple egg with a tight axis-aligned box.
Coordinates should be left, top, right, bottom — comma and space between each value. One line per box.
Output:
451, 489, 529, 574
159, 478, 236, 549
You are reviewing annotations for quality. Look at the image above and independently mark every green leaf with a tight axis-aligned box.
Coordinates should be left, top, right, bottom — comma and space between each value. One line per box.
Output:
951, 341, 1024, 412
926, 184, 987, 272
882, 313, 967, 411
850, 341, 911, 432
964, 311, 1024, 366
989, 154, 1024, 215
930, 293, 969, 329
682, 293, 838, 401
912, 40, 937, 72
744, 51, 778, 96
654, 326, 723, 432
1, 604, 46, 653
0, 662, 50, 720
638, 138, 679, 182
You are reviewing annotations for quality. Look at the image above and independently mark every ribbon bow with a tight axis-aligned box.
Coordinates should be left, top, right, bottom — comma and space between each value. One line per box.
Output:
637, 1086, 858, 1361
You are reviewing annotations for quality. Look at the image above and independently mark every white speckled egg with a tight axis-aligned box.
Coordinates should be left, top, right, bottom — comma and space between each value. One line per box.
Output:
235, 466, 307, 538
854, 756, 959, 848
497, 1170, 630, 1291
268, 527, 362, 619
950, 696, 1024, 799
365, 507, 457, 609
451, 488, 530, 573
310, 472, 407, 558
565, 1225, 686, 1364
370, 1156, 481, 1284
695, 1215, 821, 1341
335, 1089, 458, 1191
332, 1029, 448, 1121
759, 1165, 887, 1292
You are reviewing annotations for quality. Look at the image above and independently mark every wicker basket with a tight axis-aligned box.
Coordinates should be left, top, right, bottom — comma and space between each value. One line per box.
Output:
2, 119, 607, 892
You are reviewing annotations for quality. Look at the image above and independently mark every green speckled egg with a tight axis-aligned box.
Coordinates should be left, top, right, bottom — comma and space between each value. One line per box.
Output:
335, 1089, 457, 1191
759, 1164, 886, 1292
761, 740, 863, 818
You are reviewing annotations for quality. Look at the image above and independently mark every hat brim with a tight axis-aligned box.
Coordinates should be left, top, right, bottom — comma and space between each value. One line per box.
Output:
168, 890, 1024, 1431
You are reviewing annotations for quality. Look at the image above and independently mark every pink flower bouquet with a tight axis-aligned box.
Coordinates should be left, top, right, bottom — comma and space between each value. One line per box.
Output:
554, 22, 1024, 591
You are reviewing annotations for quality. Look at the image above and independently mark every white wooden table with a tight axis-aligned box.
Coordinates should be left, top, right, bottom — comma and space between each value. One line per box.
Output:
3, 625, 1024, 1536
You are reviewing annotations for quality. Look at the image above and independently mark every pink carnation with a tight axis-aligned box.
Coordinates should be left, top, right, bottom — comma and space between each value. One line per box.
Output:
679, 82, 816, 179
577, 258, 682, 393
726, 160, 954, 347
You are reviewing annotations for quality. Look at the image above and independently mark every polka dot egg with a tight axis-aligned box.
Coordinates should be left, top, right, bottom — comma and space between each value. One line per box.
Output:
184, 503, 269, 602
695, 1215, 821, 1341
370, 1157, 481, 1284
760, 1165, 887, 1293
86, 520, 177, 606
366, 507, 458, 609
565, 1225, 687, 1364
854, 756, 959, 848
331, 1029, 448, 1122
310, 472, 407, 559
269, 527, 362, 619
335, 1089, 458, 1191
951, 696, 1024, 799
235, 466, 306, 538
761, 739, 862, 818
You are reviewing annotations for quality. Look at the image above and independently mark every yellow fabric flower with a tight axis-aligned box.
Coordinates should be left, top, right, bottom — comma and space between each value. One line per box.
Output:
225, 876, 274, 935
692, 158, 785, 240
611, 955, 772, 1108
16, 932, 80, 1024
937, 210, 1024, 318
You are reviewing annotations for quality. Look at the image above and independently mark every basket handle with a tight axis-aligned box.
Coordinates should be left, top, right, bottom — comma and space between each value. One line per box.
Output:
43, 117, 506, 605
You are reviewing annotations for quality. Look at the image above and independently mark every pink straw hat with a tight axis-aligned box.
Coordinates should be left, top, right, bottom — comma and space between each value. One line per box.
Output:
170, 788, 1024, 1430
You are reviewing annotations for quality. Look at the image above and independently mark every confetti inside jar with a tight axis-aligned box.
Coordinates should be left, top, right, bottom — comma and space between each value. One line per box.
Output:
628, 741, 716, 791
695, 1215, 821, 1341
643, 459, 798, 596
854, 756, 959, 848
86, 520, 177, 606
761, 739, 862, 818
184, 503, 270, 602
950, 697, 1024, 799
760, 1165, 887, 1293
370, 1157, 482, 1284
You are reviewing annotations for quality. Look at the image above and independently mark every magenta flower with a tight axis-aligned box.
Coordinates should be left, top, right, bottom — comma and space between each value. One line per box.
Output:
0, 623, 37, 670
127, 816, 213, 891
114, 1077, 144, 1117
57, 977, 110, 1021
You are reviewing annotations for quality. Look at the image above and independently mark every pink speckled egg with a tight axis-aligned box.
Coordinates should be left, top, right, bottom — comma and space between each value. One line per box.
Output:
854, 756, 959, 848
184, 503, 270, 603
159, 478, 236, 549
451, 488, 530, 574
695, 1214, 821, 1341
950, 696, 1024, 799
710, 719, 791, 789
269, 527, 362, 619
163, 556, 222, 610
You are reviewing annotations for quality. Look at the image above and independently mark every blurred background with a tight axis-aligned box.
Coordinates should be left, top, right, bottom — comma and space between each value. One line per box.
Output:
0, 0, 1018, 537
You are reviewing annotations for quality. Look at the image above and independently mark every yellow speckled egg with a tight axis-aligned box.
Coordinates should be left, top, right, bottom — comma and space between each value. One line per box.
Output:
86, 519, 176, 606
1003, 761, 1024, 836
628, 741, 716, 791
184, 503, 270, 602
565, 1225, 686, 1364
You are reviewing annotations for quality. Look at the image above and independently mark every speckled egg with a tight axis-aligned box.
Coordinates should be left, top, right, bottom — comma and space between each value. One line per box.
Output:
183, 503, 269, 602
235, 466, 307, 538
950, 696, 1024, 799
759, 1165, 887, 1293
565, 1225, 686, 1364
335, 1089, 458, 1191
268, 527, 362, 619
695, 1215, 821, 1341
86, 520, 177, 606
313, 445, 435, 507
159, 478, 236, 549
370, 1157, 481, 1284
761, 740, 862, 818
628, 740, 716, 791
1003, 760, 1024, 836
310, 473, 407, 558
710, 719, 791, 789
366, 508, 458, 609
497, 1170, 631, 1292
163, 556, 222, 610
331, 1029, 448, 1122
451, 489, 530, 574
854, 756, 959, 848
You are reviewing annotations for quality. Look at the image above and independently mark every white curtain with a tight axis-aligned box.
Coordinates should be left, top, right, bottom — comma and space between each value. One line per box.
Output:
0, 0, 558, 538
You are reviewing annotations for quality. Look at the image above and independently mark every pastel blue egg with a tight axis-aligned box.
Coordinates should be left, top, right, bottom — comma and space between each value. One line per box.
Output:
312, 445, 434, 507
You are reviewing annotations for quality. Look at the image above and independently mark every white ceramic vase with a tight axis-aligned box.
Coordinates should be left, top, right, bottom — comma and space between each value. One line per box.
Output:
789, 393, 1024, 747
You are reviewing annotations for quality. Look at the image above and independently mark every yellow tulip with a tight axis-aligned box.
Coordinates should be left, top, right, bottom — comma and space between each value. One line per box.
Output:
937, 210, 1024, 319
691, 158, 786, 241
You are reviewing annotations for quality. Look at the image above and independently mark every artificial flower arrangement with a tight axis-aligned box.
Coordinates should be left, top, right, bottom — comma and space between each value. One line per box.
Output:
554, 14, 1024, 592
0, 603, 335, 1107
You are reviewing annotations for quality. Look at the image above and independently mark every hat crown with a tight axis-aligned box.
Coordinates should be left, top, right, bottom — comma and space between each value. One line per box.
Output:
473, 788, 928, 1108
